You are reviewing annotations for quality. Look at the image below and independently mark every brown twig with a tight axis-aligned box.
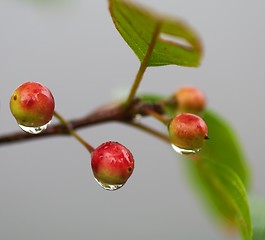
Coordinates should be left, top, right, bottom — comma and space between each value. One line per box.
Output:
0, 99, 166, 146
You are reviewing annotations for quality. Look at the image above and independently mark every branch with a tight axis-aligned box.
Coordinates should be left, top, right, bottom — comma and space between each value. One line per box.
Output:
0, 99, 165, 146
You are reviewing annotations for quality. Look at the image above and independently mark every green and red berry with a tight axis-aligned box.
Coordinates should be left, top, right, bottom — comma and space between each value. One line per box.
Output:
168, 113, 208, 153
175, 86, 206, 114
91, 141, 134, 190
10, 82, 55, 128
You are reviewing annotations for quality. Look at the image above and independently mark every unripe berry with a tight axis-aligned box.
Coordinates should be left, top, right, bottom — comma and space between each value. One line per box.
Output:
175, 86, 206, 114
91, 141, 134, 191
10, 82, 55, 133
168, 113, 208, 154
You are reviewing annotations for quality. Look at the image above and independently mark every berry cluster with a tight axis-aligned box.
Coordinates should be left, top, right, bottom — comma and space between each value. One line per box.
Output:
9, 81, 135, 191
8, 82, 208, 190
168, 86, 208, 154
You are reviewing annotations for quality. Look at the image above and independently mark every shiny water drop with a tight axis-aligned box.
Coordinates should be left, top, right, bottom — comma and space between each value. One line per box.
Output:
18, 121, 51, 134
94, 178, 123, 191
171, 143, 201, 155
133, 114, 142, 122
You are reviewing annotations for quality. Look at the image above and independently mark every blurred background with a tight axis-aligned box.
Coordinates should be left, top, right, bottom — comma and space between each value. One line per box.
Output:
0, 0, 264, 239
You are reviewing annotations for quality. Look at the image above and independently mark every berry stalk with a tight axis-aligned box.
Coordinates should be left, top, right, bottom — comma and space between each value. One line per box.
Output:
53, 111, 95, 153
144, 108, 170, 125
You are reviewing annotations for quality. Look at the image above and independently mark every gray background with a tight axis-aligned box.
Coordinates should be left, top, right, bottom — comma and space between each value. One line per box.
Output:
0, 0, 264, 239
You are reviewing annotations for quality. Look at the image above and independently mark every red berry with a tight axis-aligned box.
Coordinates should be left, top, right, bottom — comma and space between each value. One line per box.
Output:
10, 82, 55, 129
175, 86, 206, 114
168, 113, 208, 153
91, 141, 134, 190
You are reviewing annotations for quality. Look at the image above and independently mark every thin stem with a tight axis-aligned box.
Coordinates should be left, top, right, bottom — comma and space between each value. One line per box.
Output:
124, 121, 170, 144
125, 21, 162, 108
144, 109, 170, 125
53, 111, 95, 153
0, 101, 167, 146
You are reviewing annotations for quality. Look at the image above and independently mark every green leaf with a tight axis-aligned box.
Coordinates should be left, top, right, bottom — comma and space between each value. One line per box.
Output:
109, 0, 202, 67
187, 159, 252, 240
137, 93, 165, 103
183, 110, 252, 239
201, 110, 250, 188
249, 196, 265, 240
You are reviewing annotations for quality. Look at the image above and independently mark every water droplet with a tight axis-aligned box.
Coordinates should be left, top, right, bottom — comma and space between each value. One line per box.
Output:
18, 121, 51, 134
171, 143, 201, 155
133, 114, 142, 122
94, 178, 123, 191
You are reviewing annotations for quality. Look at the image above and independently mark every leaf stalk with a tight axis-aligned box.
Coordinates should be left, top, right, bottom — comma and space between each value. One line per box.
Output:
125, 21, 162, 108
